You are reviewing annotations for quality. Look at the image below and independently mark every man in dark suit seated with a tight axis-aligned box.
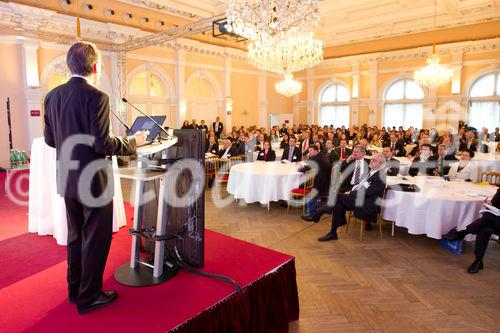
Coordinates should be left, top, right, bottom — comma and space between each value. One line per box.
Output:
459, 130, 479, 152
281, 136, 302, 162
297, 145, 332, 212
338, 145, 370, 193
409, 144, 434, 176
218, 139, 239, 159
206, 136, 219, 155
256, 141, 276, 161
383, 133, 406, 157
430, 144, 458, 176
334, 139, 352, 161
43, 42, 146, 314
323, 139, 339, 166
443, 187, 500, 273
382, 146, 400, 176
317, 154, 387, 241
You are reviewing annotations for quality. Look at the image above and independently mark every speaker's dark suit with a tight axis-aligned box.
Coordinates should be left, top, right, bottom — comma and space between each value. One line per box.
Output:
43, 77, 137, 308
281, 145, 302, 162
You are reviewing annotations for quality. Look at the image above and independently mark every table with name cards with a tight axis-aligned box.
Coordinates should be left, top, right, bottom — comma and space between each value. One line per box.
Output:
227, 161, 304, 204
382, 176, 497, 240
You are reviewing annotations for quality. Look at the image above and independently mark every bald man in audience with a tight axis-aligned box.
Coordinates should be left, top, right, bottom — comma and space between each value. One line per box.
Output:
316, 154, 387, 241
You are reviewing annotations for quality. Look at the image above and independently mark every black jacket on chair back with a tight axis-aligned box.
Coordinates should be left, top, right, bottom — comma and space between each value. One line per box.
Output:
44, 77, 137, 199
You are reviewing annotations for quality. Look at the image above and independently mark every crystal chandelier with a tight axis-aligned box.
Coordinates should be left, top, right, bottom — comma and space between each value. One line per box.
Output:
414, 45, 453, 89
413, 0, 452, 89
275, 74, 302, 97
248, 31, 323, 76
226, 0, 319, 41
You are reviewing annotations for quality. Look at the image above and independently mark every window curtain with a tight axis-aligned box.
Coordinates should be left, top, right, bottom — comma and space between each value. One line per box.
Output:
469, 101, 500, 131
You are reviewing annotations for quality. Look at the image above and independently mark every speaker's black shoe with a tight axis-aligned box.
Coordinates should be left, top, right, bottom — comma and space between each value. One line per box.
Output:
68, 298, 76, 304
77, 291, 118, 314
443, 229, 467, 242
467, 260, 484, 274
318, 233, 338, 241
364, 223, 373, 231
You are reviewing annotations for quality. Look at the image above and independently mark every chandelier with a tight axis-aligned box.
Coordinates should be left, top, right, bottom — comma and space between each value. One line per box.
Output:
275, 74, 302, 97
414, 45, 453, 89
413, 0, 452, 89
226, 0, 319, 41
247, 31, 323, 76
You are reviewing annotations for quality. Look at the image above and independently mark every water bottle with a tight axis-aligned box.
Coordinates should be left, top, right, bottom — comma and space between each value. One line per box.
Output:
10, 149, 17, 168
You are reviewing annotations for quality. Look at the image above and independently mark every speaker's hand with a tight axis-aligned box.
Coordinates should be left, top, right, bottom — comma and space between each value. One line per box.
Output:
133, 131, 148, 146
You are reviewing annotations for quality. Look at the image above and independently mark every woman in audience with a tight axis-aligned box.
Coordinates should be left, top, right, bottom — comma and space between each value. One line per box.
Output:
181, 120, 190, 129
370, 133, 383, 147
448, 149, 476, 180
256, 141, 276, 161
269, 128, 280, 143
409, 144, 434, 176
280, 134, 289, 149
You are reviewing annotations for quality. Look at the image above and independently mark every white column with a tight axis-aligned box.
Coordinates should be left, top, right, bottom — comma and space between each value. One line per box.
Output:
175, 47, 186, 128
21, 40, 43, 151
306, 70, 314, 124
110, 51, 126, 136
369, 61, 378, 126
258, 72, 267, 128
451, 50, 463, 95
351, 62, 360, 99
223, 56, 232, 130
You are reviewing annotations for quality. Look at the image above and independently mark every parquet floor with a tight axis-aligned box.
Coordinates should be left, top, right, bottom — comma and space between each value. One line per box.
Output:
122, 180, 500, 333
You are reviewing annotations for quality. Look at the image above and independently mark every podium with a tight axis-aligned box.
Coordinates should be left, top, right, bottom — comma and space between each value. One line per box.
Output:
114, 138, 179, 286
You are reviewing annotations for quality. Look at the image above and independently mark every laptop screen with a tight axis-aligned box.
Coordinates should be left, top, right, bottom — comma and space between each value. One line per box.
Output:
127, 116, 166, 142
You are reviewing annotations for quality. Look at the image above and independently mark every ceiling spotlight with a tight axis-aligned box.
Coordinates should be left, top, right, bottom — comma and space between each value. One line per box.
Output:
123, 13, 133, 21
59, 0, 72, 8
139, 17, 149, 25
156, 20, 165, 28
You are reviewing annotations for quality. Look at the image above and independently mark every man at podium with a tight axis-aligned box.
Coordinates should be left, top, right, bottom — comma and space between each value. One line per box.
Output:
43, 41, 146, 314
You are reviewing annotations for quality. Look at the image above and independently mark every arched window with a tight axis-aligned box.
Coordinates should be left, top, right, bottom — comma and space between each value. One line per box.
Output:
185, 71, 222, 123
468, 71, 500, 131
318, 83, 350, 127
383, 79, 424, 129
127, 66, 174, 127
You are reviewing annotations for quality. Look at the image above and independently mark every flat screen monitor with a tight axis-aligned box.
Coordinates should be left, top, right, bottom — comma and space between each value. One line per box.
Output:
127, 116, 166, 142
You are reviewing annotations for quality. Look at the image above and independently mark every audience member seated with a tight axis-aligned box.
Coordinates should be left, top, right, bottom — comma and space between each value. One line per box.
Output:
443, 187, 500, 273
281, 136, 302, 162
256, 141, 276, 161
323, 139, 339, 166
299, 131, 313, 157
269, 129, 280, 143
430, 144, 458, 177
298, 145, 332, 212
459, 130, 479, 152
409, 144, 434, 176
370, 133, 383, 147
280, 134, 289, 149
334, 139, 352, 161
181, 120, 191, 129
382, 146, 400, 176
408, 133, 433, 157
338, 145, 370, 193
207, 136, 219, 155
359, 139, 372, 156
383, 133, 405, 157
314, 154, 387, 240
447, 149, 477, 181
218, 139, 240, 159
494, 127, 500, 142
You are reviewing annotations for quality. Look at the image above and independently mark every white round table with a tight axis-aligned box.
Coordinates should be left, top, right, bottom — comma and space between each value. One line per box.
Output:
28, 137, 127, 245
382, 176, 498, 240
227, 161, 303, 204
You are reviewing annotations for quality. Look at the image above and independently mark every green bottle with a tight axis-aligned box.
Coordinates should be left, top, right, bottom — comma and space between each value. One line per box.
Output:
10, 149, 17, 168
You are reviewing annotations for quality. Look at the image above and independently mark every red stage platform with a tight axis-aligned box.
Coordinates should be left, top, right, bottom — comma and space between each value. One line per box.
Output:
0, 171, 299, 333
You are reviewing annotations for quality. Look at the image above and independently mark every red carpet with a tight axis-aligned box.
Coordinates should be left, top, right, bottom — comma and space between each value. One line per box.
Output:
0, 170, 299, 332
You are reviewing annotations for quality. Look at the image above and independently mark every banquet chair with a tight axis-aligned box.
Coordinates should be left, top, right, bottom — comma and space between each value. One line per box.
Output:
204, 157, 219, 188
214, 158, 230, 185
480, 171, 500, 185
287, 170, 315, 215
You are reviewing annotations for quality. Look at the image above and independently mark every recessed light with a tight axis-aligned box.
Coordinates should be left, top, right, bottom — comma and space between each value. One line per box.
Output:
104, 9, 115, 17
139, 17, 149, 25
123, 13, 133, 21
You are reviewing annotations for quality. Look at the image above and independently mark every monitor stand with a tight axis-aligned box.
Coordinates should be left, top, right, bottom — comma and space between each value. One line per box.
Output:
114, 259, 178, 286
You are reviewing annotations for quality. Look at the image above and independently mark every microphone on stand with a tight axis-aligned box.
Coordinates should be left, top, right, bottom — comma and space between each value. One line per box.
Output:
121, 97, 171, 139
110, 108, 131, 131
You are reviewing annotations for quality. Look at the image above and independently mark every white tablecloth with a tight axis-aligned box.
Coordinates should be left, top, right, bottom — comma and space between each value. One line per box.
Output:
28, 137, 127, 245
227, 161, 303, 204
482, 141, 497, 153
382, 176, 497, 239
